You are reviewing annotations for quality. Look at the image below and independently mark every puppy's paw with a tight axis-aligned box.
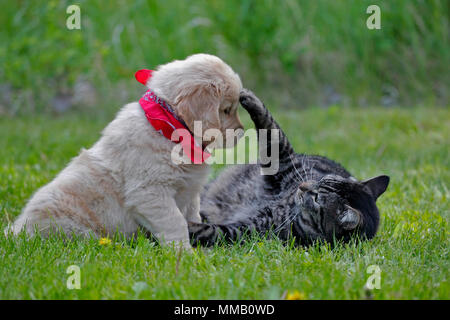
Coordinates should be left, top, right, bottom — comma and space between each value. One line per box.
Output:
239, 88, 263, 112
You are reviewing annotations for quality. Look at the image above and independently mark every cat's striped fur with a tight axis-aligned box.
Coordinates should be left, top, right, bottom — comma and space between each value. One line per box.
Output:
189, 89, 389, 246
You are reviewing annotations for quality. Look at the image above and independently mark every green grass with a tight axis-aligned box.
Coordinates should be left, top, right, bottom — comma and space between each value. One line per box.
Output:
1, 0, 449, 114
0, 106, 449, 299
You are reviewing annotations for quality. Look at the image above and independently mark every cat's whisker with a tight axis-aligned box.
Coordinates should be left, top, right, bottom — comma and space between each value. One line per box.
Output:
276, 213, 298, 234
274, 209, 300, 233
308, 161, 316, 181
301, 157, 310, 182
289, 154, 304, 183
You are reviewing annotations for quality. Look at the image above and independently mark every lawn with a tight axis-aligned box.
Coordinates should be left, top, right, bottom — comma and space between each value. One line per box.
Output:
0, 106, 448, 299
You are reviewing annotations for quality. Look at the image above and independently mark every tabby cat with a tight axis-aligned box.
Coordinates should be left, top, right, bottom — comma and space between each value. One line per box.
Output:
189, 89, 389, 246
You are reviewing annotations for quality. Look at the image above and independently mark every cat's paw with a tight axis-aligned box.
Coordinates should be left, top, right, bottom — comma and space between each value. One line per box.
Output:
187, 221, 206, 234
239, 88, 263, 112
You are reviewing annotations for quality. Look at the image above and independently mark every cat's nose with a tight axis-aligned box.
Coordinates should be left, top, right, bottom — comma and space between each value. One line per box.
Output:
299, 181, 314, 192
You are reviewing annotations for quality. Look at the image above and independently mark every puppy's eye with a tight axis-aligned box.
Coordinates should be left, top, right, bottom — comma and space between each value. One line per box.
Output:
223, 106, 232, 115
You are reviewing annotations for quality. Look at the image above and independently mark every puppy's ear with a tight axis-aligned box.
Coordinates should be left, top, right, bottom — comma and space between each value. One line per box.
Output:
175, 83, 221, 131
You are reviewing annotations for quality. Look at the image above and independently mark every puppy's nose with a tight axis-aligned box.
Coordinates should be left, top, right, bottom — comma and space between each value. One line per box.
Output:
234, 127, 244, 140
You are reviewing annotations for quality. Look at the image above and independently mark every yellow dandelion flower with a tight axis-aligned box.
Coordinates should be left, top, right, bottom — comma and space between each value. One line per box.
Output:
99, 237, 112, 245
286, 290, 306, 300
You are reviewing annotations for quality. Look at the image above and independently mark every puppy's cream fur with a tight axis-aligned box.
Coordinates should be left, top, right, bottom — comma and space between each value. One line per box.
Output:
8, 54, 243, 248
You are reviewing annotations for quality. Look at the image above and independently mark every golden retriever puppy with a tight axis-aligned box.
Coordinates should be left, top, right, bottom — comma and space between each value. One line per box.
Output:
7, 54, 243, 248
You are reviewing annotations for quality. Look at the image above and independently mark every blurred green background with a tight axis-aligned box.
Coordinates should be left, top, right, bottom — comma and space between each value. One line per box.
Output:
1, 0, 448, 115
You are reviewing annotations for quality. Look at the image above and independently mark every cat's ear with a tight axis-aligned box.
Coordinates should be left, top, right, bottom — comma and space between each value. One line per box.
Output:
362, 175, 390, 200
339, 205, 361, 230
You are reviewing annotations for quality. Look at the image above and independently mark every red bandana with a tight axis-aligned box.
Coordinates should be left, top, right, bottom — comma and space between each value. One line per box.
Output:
135, 69, 211, 164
